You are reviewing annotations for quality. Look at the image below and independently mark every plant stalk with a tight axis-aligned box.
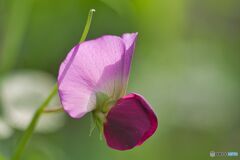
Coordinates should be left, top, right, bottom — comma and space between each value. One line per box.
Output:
11, 9, 95, 160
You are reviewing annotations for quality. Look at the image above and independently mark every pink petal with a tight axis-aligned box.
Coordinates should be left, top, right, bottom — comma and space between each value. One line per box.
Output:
104, 93, 158, 150
121, 33, 138, 92
58, 33, 138, 119
58, 35, 126, 118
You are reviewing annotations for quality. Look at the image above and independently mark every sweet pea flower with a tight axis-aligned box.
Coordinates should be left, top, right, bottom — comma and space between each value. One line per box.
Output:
58, 33, 158, 150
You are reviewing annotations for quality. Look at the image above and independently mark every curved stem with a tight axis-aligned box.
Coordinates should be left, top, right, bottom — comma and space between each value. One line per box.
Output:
11, 84, 58, 160
11, 9, 95, 160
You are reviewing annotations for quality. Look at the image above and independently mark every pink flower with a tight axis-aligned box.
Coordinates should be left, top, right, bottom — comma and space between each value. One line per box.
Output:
58, 33, 158, 150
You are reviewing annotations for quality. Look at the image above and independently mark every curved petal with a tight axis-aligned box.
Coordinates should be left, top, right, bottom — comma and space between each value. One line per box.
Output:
121, 33, 138, 92
103, 93, 158, 150
58, 35, 126, 118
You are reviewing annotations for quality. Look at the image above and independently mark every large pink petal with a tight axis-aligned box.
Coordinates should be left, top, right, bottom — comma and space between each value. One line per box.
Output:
58, 35, 126, 118
104, 93, 158, 150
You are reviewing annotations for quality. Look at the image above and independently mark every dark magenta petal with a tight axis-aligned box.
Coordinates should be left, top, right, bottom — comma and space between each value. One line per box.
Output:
104, 93, 158, 150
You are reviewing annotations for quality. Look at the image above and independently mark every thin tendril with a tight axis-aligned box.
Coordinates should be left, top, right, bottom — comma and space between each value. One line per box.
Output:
80, 9, 95, 43
43, 106, 64, 113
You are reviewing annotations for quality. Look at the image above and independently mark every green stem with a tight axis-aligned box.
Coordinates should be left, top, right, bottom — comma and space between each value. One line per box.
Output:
11, 84, 58, 160
11, 9, 95, 160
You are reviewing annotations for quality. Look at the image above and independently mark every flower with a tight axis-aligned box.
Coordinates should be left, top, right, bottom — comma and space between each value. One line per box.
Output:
58, 33, 158, 150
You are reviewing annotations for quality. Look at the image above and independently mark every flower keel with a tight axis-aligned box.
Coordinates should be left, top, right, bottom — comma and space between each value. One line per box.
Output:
103, 93, 158, 150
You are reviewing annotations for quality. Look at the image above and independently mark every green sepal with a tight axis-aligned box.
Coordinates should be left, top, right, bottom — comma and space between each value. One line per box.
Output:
90, 92, 116, 138
89, 113, 96, 136
95, 92, 109, 111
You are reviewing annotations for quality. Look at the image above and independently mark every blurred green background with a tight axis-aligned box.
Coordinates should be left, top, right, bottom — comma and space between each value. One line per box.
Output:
0, 0, 240, 159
